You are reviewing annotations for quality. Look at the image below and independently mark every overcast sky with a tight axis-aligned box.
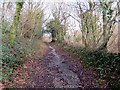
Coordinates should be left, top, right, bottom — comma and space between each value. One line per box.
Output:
0, 0, 118, 35
0, 0, 77, 3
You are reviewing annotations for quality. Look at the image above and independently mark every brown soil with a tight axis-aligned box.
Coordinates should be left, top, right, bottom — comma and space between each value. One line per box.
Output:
7, 43, 108, 89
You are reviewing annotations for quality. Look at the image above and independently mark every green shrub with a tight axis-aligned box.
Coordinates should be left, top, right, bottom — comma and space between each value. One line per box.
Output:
2, 38, 33, 81
61, 45, 120, 88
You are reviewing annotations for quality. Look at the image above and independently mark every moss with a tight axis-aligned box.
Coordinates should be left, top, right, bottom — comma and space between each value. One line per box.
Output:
10, 2, 24, 44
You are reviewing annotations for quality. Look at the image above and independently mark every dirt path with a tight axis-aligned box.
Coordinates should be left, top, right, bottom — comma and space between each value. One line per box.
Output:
45, 45, 80, 88
13, 44, 105, 88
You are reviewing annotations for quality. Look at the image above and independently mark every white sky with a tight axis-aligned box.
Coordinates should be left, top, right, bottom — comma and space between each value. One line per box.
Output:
0, 0, 118, 35
0, 0, 77, 3
44, 0, 75, 3
0, 0, 118, 2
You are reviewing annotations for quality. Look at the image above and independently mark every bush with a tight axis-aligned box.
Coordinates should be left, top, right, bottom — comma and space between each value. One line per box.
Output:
2, 38, 33, 81
87, 51, 120, 88
61, 45, 120, 88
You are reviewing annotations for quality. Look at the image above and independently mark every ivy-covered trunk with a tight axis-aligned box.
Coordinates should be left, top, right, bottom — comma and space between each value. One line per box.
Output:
98, 0, 108, 50
10, 1, 24, 44
1, 2, 5, 32
96, 0, 116, 51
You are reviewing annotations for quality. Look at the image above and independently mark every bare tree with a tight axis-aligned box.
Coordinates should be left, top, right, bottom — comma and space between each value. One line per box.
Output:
68, 0, 119, 51
19, 0, 45, 40
96, 0, 119, 51
50, 2, 70, 42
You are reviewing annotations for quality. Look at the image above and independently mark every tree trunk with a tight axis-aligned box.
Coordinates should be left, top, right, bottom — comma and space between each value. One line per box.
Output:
97, 0, 112, 51
10, 1, 24, 44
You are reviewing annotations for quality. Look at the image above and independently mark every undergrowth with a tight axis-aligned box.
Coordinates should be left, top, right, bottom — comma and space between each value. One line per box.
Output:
2, 37, 33, 83
61, 44, 120, 89
1, 34, 47, 88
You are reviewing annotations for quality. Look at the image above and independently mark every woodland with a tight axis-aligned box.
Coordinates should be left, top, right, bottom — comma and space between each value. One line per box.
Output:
0, 0, 120, 89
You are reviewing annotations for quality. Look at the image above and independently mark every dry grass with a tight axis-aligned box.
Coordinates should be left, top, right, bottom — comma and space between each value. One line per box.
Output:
107, 23, 119, 53
31, 39, 48, 59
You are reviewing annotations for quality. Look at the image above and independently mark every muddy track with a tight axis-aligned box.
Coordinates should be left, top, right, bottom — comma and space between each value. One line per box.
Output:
21, 46, 102, 88
15, 45, 105, 89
